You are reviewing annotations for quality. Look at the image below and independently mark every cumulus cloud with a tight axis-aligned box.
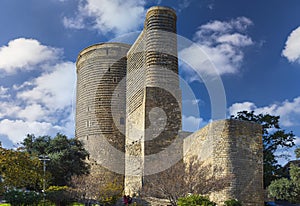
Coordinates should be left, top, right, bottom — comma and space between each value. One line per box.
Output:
182, 115, 207, 132
63, 0, 146, 35
0, 38, 75, 147
228, 97, 300, 127
217, 33, 253, 46
17, 62, 76, 111
228, 101, 256, 116
0, 119, 63, 144
63, 16, 85, 29
17, 104, 48, 122
0, 38, 61, 74
0, 86, 10, 98
0, 102, 21, 119
178, 0, 192, 12
282, 26, 300, 63
180, 17, 253, 80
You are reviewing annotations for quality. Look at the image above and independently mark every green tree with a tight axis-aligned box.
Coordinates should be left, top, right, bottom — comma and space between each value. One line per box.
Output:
268, 163, 300, 203
4, 190, 42, 206
295, 147, 300, 159
0, 147, 43, 192
21, 133, 90, 186
231, 111, 295, 187
70, 167, 123, 205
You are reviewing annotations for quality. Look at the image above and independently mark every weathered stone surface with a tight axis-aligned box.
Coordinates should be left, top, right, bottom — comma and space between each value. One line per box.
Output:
75, 43, 130, 183
125, 6, 181, 196
183, 119, 264, 206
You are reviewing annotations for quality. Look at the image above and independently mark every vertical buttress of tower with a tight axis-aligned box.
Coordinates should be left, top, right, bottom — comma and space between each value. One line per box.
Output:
125, 6, 182, 196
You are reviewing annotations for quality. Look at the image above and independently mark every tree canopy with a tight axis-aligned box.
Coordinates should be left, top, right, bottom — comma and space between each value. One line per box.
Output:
295, 148, 300, 159
0, 146, 43, 193
231, 111, 295, 187
268, 149, 300, 203
21, 133, 90, 186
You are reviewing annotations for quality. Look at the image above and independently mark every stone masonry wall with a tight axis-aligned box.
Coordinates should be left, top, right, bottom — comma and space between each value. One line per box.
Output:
183, 119, 264, 206
76, 43, 130, 185
125, 30, 146, 195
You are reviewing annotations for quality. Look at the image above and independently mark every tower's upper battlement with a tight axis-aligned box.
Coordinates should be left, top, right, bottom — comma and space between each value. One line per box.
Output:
145, 6, 177, 32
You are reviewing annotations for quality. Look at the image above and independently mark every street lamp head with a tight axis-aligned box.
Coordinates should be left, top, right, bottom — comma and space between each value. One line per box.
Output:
39, 155, 50, 161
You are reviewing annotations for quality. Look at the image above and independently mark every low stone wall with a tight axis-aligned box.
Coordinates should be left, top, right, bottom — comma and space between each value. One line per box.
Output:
183, 119, 264, 206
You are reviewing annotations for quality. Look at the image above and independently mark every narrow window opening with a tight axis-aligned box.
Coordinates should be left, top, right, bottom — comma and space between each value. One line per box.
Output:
120, 117, 125, 125
113, 77, 118, 83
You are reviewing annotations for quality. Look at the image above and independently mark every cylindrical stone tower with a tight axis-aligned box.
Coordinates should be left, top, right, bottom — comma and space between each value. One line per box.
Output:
75, 43, 130, 180
144, 6, 181, 155
145, 6, 178, 85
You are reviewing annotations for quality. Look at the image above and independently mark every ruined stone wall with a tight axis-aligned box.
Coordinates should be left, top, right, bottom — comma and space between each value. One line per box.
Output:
76, 43, 130, 183
183, 120, 264, 206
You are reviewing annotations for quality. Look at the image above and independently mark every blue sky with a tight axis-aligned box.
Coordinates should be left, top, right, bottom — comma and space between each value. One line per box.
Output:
0, 0, 300, 163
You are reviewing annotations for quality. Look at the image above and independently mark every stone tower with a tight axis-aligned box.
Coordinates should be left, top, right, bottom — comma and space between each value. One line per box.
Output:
75, 43, 130, 180
125, 6, 182, 195
75, 6, 264, 205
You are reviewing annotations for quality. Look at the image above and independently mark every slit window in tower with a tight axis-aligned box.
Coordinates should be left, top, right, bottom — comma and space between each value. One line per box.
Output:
120, 117, 125, 125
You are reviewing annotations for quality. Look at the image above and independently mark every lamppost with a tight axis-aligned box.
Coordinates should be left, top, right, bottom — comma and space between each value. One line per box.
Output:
39, 155, 50, 202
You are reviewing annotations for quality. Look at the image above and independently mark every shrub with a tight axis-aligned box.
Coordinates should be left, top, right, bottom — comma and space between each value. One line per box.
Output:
4, 189, 42, 206
224, 199, 242, 206
46, 185, 74, 206
177, 194, 216, 206
97, 180, 123, 206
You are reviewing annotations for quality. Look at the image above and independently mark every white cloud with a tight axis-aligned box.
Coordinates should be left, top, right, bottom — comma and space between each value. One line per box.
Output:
0, 86, 10, 98
294, 136, 300, 145
0, 38, 61, 74
228, 97, 300, 127
0, 68, 76, 144
228, 102, 256, 116
17, 62, 76, 111
217, 33, 253, 46
17, 104, 48, 122
197, 17, 252, 37
180, 17, 253, 81
0, 119, 63, 144
207, 3, 214, 10
156, 0, 162, 4
63, 0, 146, 35
178, 0, 192, 12
0, 102, 21, 119
282, 26, 300, 63
0, 37, 76, 146
182, 115, 207, 132
63, 16, 85, 29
